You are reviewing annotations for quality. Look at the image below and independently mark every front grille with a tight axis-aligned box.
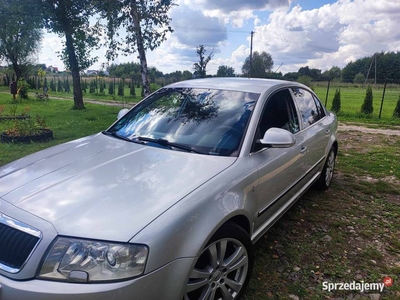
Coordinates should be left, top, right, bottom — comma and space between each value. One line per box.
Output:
0, 214, 41, 273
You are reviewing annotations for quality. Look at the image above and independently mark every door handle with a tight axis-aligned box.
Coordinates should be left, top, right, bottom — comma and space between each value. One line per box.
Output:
325, 129, 330, 135
300, 146, 307, 154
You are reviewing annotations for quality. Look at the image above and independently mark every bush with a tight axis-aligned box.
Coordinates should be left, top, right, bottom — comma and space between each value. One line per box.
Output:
393, 94, 400, 118
331, 88, 341, 113
361, 85, 373, 115
17, 78, 30, 99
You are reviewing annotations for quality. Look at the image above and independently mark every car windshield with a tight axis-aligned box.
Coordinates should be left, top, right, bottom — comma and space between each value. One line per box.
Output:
106, 87, 259, 156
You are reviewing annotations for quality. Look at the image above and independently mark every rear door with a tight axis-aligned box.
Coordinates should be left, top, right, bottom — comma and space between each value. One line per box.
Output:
290, 87, 330, 177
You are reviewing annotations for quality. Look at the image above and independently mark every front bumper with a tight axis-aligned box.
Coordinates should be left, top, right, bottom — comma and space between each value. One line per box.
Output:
0, 257, 194, 300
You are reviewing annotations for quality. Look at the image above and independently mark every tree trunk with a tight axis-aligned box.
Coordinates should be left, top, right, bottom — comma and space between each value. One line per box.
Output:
130, 3, 151, 97
65, 32, 84, 109
12, 62, 22, 81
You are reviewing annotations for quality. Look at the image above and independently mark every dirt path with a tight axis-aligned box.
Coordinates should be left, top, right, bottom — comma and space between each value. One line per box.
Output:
339, 124, 400, 136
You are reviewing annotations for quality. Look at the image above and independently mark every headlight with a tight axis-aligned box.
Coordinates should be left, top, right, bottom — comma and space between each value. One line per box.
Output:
38, 237, 148, 283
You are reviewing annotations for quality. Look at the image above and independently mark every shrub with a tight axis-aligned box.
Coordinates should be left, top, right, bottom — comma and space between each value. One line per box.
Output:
393, 94, 400, 118
17, 78, 30, 99
331, 88, 341, 113
361, 85, 373, 115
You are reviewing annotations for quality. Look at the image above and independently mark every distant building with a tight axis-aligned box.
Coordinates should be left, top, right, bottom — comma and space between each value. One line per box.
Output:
47, 66, 59, 73
86, 70, 98, 76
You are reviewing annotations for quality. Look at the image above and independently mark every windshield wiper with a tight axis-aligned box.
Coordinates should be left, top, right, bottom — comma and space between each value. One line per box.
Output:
136, 136, 206, 154
102, 131, 145, 144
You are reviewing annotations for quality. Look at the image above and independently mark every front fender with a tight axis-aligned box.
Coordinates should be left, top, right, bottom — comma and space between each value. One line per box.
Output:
130, 157, 258, 273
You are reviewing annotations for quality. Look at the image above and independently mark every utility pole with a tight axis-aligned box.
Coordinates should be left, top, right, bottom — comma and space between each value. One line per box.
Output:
374, 53, 377, 86
364, 53, 375, 87
249, 31, 254, 78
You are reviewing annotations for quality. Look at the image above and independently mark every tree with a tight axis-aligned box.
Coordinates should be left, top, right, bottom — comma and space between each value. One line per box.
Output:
0, 0, 42, 80
298, 66, 323, 81
361, 85, 373, 115
242, 51, 273, 78
331, 89, 341, 113
108, 81, 114, 95
328, 66, 341, 80
118, 79, 124, 96
193, 45, 213, 78
393, 94, 400, 118
100, 0, 175, 97
282, 72, 299, 81
42, 0, 101, 109
130, 79, 136, 97
216, 65, 235, 77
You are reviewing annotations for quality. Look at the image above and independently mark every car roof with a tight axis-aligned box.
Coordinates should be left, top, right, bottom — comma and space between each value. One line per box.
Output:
165, 77, 307, 94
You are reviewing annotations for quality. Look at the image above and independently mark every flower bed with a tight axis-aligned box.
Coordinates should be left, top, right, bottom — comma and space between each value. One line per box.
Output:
0, 115, 30, 121
1, 128, 53, 143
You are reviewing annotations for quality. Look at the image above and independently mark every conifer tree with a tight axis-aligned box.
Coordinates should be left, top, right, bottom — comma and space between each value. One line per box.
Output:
361, 85, 373, 114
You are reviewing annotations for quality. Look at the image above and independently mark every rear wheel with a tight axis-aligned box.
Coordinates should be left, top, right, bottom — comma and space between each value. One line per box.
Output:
183, 222, 253, 300
315, 146, 336, 190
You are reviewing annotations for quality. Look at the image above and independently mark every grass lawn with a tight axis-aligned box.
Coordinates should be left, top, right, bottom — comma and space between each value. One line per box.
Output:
314, 84, 400, 126
0, 93, 121, 166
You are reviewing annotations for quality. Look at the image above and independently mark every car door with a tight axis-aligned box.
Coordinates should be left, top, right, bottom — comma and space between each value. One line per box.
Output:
290, 87, 330, 179
251, 88, 307, 233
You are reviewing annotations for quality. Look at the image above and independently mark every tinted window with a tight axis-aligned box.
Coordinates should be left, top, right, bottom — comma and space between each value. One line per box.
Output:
291, 88, 323, 128
313, 95, 326, 119
107, 88, 259, 156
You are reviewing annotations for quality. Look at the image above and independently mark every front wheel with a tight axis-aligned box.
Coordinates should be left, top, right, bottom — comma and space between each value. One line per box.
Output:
315, 146, 336, 190
183, 222, 253, 300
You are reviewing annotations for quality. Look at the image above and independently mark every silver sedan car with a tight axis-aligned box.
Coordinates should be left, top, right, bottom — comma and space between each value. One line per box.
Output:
0, 78, 337, 300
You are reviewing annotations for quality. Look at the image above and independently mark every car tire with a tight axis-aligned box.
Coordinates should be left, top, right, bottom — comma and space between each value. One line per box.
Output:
183, 222, 254, 300
314, 146, 336, 190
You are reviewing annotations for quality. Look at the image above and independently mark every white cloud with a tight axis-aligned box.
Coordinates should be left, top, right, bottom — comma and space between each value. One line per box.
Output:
247, 0, 400, 74
38, 0, 400, 76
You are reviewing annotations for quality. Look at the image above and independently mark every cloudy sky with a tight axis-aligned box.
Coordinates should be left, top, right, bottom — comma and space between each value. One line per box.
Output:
39, 0, 400, 75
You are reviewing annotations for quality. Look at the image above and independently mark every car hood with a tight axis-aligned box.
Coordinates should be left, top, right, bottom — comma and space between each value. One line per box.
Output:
0, 133, 235, 241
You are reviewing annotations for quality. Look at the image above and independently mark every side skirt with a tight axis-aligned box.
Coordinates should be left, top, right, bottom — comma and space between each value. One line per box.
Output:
251, 170, 321, 243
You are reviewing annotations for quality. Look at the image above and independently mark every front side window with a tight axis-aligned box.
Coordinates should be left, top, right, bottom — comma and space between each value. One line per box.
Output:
106, 88, 259, 156
291, 88, 323, 128
252, 89, 299, 152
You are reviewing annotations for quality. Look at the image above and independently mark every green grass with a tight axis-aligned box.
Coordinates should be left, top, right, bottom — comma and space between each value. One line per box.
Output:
314, 85, 400, 125
0, 93, 121, 166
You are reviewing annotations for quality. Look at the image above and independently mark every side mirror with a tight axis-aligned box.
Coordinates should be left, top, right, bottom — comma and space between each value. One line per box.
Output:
117, 108, 129, 120
258, 127, 295, 148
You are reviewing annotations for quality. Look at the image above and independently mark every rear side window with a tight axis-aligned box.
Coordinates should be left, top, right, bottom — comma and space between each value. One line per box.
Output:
291, 88, 324, 128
